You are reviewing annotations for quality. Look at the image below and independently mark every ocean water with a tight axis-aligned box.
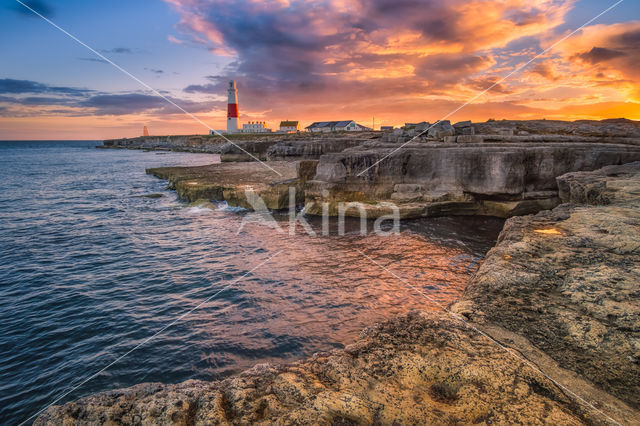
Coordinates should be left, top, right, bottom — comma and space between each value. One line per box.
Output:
0, 141, 503, 424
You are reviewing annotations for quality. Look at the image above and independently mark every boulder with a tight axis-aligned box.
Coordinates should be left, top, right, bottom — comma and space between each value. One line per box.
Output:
415, 121, 431, 132
458, 126, 475, 135
453, 120, 472, 128
495, 128, 515, 136
453, 120, 475, 135
427, 121, 456, 139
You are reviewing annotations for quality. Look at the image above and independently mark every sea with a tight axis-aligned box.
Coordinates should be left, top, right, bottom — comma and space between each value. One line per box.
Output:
0, 140, 503, 424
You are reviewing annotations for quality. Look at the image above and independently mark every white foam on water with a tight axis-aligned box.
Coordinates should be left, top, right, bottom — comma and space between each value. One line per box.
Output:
215, 201, 248, 212
184, 206, 215, 215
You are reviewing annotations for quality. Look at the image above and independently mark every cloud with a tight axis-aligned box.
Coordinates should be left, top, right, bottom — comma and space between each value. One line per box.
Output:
168, 0, 576, 118
78, 93, 221, 115
0, 79, 220, 117
465, 76, 513, 94
5, 1, 639, 135
184, 84, 215, 94
78, 57, 109, 64
15, 96, 77, 106
9, 0, 53, 18
167, 0, 571, 74
79, 94, 167, 115
414, 54, 495, 88
101, 47, 135, 54
557, 21, 640, 97
574, 47, 626, 64
528, 63, 559, 80
0, 79, 91, 96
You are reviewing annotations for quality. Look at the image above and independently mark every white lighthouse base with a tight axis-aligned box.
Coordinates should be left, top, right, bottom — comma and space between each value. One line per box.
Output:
227, 117, 239, 134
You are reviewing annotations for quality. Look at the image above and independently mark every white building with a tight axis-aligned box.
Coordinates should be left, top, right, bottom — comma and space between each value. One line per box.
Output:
279, 120, 299, 133
305, 120, 372, 132
242, 121, 272, 133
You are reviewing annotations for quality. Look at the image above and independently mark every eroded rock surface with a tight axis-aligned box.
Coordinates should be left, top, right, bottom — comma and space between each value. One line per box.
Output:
266, 138, 366, 161
102, 134, 327, 154
220, 133, 377, 162
455, 162, 640, 408
473, 118, 640, 138
383, 119, 640, 145
146, 161, 299, 210
305, 142, 640, 218
35, 312, 592, 425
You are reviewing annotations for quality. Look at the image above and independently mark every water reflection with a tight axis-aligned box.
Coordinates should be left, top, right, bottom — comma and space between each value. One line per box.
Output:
170, 207, 503, 377
0, 143, 503, 424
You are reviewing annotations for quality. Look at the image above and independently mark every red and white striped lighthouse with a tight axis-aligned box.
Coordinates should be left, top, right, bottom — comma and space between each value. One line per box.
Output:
227, 80, 239, 133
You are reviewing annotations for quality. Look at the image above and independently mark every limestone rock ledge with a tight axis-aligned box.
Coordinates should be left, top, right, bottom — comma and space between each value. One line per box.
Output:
456, 162, 640, 409
35, 312, 592, 425
145, 162, 302, 210
305, 142, 640, 218
101, 135, 227, 153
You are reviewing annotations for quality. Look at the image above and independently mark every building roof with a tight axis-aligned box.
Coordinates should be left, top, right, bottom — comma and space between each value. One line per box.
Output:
305, 120, 355, 129
334, 120, 354, 127
280, 121, 298, 127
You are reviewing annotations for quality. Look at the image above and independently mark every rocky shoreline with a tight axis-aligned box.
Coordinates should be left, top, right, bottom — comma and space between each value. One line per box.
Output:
139, 119, 640, 219
100, 132, 378, 162
34, 120, 640, 424
36, 161, 640, 424
146, 161, 303, 210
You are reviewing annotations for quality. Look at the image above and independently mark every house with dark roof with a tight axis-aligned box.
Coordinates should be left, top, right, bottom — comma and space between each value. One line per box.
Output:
305, 120, 371, 132
279, 120, 299, 132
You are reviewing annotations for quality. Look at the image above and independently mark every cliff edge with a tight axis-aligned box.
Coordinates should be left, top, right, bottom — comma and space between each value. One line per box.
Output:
454, 162, 640, 409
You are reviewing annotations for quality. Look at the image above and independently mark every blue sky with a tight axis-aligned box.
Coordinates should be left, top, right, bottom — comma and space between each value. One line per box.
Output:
1, 0, 229, 93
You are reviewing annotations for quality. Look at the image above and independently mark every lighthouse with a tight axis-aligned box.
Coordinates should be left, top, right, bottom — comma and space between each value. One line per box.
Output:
227, 80, 239, 133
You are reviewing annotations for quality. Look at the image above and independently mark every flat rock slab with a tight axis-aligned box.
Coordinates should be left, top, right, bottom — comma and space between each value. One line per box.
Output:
473, 118, 640, 138
266, 138, 368, 161
147, 161, 299, 210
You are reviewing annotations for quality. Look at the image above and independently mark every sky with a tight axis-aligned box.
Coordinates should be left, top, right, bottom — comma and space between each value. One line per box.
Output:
0, 0, 638, 139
